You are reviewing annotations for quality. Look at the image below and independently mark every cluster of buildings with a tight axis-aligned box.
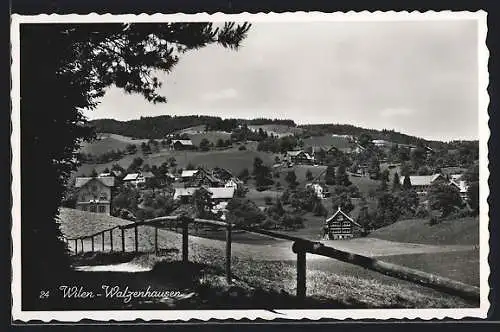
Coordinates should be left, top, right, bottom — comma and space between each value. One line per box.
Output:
72, 165, 243, 218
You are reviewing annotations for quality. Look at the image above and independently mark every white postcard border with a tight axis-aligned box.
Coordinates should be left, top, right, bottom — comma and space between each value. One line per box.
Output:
11, 11, 490, 322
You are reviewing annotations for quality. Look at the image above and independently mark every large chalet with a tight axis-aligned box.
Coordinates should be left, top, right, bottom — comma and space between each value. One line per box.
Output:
74, 175, 115, 215
323, 207, 362, 240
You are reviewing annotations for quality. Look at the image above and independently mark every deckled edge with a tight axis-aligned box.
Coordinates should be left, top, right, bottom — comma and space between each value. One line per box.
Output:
10, 10, 490, 323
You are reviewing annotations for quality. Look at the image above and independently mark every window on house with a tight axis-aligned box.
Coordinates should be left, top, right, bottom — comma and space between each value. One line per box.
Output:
99, 192, 108, 200
98, 205, 106, 213
81, 205, 87, 211
91, 185, 97, 192
89, 205, 97, 212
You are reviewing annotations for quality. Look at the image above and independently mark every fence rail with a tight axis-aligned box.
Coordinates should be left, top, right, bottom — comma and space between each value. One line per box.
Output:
63, 214, 480, 303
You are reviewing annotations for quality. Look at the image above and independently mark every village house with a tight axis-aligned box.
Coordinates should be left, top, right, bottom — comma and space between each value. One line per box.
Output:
449, 179, 469, 201
286, 150, 314, 164
305, 183, 330, 199
399, 173, 444, 196
323, 207, 363, 240
171, 139, 195, 150
122, 171, 155, 186
74, 175, 115, 215
180, 168, 224, 187
180, 169, 199, 182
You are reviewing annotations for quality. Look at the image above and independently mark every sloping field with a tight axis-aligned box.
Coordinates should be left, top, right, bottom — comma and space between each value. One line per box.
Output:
189, 131, 231, 146
368, 217, 479, 246
79, 136, 133, 155
59, 207, 133, 239
75, 147, 276, 178
303, 135, 353, 149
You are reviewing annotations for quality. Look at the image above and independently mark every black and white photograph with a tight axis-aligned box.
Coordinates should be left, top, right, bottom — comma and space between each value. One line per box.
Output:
11, 11, 489, 322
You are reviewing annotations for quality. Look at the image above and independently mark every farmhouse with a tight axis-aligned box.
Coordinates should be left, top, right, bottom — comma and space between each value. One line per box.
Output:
399, 173, 444, 196
180, 169, 199, 182
171, 139, 194, 150
74, 176, 115, 215
122, 171, 155, 186
450, 179, 469, 201
286, 150, 314, 164
323, 207, 362, 240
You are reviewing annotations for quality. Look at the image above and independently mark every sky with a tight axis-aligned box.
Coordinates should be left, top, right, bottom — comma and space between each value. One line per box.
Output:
84, 19, 480, 141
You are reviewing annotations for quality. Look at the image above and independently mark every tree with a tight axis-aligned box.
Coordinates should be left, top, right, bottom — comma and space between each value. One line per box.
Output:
368, 157, 381, 179
335, 165, 351, 187
253, 157, 264, 175
325, 164, 336, 185
402, 174, 412, 190
90, 168, 98, 177
428, 183, 463, 218
126, 144, 137, 154
392, 172, 401, 192
168, 156, 177, 167
285, 170, 298, 189
467, 181, 479, 215
21, 22, 251, 309
306, 169, 314, 181
375, 193, 401, 227
379, 169, 389, 192
192, 187, 214, 218
226, 198, 266, 227
141, 142, 151, 155
331, 192, 354, 214
238, 168, 250, 183
127, 157, 144, 173
199, 138, 210, 151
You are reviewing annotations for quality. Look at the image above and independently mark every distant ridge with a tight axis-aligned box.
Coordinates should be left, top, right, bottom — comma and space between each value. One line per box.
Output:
88, 114, 475, 147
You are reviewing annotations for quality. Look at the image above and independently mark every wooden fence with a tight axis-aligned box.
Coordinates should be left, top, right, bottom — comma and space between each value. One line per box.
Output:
63, 215, 480, 303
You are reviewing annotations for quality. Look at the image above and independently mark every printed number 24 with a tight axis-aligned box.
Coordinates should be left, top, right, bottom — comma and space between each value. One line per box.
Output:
39, 290, 50, 299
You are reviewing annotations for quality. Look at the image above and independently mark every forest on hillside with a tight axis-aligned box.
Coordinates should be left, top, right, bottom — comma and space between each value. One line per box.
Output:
89, 115, 477, 149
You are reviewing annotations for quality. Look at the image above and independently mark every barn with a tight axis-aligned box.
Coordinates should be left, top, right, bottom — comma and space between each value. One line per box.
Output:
323, 207, 362, 240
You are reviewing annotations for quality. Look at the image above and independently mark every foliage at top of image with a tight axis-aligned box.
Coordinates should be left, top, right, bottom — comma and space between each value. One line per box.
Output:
21, 21, 251, 310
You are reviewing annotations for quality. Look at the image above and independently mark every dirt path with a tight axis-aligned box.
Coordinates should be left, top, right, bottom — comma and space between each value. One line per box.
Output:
185, 232, 474, 261
74, 262, 151, 272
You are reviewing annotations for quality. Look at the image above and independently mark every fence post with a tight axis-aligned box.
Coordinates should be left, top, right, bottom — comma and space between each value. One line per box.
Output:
134, 224, 138, 253
292, 241, 307, 301
226, 222, 232, 283
296, 250, 306, 300
182, 217, 189, 263
110, 229, 113, 252
80, 239, 84, 253
74, 239, 78, 255
91, 236, 94, 252
101, 232, 105, 251
121, 227, 125, 252
154, 226, 158, 256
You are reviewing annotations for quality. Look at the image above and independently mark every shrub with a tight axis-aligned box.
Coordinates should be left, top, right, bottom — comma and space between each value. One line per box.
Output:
238, 145, 247, 151
429, 216, 440, 226
280, 214, 304, 230
264, 196, 273, 205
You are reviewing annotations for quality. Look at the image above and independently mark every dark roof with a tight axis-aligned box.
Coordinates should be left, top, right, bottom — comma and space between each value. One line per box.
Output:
326, 207, 362, 228
75, 176, 115, 188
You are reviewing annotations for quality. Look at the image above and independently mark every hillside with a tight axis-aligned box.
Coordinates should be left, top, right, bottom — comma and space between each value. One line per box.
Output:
78, 134, 148, 155
75, 146, 276, 178
368, 217, 479, 246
